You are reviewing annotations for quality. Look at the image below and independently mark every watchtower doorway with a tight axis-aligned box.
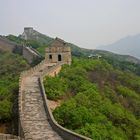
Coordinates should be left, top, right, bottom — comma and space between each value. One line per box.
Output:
58, 54, 62, 61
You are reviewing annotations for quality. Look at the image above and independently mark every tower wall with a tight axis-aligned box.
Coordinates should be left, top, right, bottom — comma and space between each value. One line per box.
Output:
45, 38, 71, 65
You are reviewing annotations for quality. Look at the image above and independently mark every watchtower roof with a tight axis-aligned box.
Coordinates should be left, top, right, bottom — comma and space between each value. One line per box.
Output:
55, 37, 65, 43
24, 27, 33, 30
49, 37, 68, 48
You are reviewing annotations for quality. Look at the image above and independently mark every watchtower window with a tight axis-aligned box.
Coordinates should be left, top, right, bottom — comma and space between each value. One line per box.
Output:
58, 54, 62, 61
49, 54, 52, 59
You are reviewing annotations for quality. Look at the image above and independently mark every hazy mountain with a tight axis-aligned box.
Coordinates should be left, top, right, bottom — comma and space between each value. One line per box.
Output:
97, 34, 140, 59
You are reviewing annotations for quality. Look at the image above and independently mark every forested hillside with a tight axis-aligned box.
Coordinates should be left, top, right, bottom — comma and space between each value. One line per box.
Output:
6, 29, 140, 64
0, 50, 29, 133
6, 35, 45, 56
44, 58, 140, 140
2, 29, 140, 138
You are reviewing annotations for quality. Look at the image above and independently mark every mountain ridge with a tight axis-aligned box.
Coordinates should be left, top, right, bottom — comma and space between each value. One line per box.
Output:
18, 27, 140, 64
1, 27, 140, 65
97, 34, 140, 59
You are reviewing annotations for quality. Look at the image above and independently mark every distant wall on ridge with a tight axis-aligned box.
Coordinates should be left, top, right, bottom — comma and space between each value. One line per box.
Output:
0, 36, 42, 64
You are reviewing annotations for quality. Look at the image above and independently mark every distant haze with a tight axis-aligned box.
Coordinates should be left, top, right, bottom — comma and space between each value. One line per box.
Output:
1, 0, 140, 49
97, 34, 140, 59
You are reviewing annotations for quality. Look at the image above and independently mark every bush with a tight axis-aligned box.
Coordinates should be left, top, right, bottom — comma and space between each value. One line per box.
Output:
44, 76, 68, 100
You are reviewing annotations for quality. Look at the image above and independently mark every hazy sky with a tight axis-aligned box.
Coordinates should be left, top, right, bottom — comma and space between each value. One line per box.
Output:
1, 0, 140, 49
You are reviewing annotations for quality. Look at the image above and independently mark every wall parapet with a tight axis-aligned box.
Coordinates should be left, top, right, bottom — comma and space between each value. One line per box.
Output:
38, 63, 92, 140
18, 60, 92, 140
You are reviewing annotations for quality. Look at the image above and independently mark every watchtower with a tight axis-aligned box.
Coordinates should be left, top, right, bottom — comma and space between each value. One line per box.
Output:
45, 38, 71, 65
21, 27, 34, 40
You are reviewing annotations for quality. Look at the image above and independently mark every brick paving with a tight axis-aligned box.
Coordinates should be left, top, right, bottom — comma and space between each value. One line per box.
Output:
21, 63, 63, 140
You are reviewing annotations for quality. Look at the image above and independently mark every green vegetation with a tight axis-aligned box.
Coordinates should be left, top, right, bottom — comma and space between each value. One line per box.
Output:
44, 76, 68, 100
102, 54, 140, 76
44, 58, 140, 140
6, 34, 140, 66
6, 35, 47, 56
6, 35, 25, 44
36, 45, 47, 56
0, 51, 29, 123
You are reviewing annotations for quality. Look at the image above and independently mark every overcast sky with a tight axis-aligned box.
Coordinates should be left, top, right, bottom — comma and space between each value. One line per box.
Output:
1, 0, 140, 49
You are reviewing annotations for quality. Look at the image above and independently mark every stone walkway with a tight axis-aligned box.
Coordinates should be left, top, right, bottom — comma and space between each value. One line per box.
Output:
0, 133, 20, 140
21, 64, 63, 140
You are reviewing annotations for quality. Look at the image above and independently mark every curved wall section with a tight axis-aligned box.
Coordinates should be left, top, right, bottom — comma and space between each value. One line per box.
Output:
18, 61, 91, 140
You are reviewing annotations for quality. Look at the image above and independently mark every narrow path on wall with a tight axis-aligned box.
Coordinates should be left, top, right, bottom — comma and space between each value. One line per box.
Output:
21, 63, 63, 140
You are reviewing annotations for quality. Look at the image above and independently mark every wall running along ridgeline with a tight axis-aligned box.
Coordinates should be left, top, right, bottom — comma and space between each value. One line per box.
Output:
18, 60, 92, 140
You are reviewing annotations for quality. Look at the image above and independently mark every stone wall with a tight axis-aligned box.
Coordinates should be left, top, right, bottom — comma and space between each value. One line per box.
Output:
0, 36, 42, 64
18, 74, 25, 140
18, 60, 92, 140
39, 65, 92, 140
0, 36, 16, 52
22, 46, 42, 64
0, 133, 20, 140
45, 38, 71, 65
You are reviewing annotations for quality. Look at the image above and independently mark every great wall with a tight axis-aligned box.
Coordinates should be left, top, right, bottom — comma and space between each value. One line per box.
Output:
19, 60, 62, 140
18, 38, 92, 140
18, 59, 91, 140
0, 35, 92, 140
0, 36, 42, 64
